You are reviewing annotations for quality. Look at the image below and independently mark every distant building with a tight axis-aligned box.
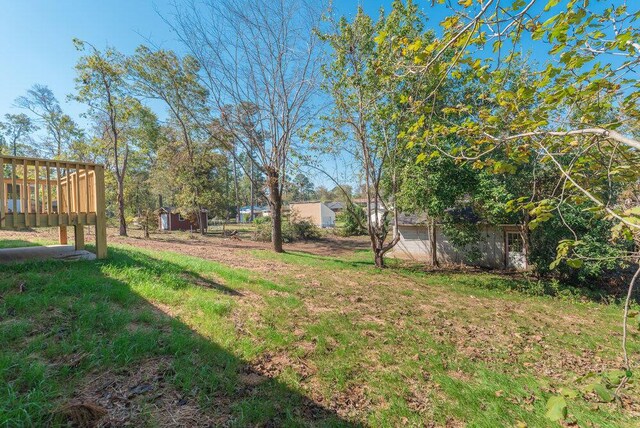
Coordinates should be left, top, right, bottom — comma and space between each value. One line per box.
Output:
289, 201, 336, 228
238, 205, 270, 223
390, 210, 527, 270
158, 207, 208, 232
325, 201, 345, 213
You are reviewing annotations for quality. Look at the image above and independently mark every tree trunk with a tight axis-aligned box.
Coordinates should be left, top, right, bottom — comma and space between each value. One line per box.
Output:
232, 155, 240, 223
430, 217, 438, 267
117, 178, 127, 236
199, 207, 206, 235
267, 168, 284, 253
374, 247, 385, 268
250, 160, 255, 222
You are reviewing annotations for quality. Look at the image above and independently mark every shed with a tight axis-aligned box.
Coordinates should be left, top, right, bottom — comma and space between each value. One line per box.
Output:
158, 207, 208, 232
389, 212, 527, 270
289, 201, 335, 228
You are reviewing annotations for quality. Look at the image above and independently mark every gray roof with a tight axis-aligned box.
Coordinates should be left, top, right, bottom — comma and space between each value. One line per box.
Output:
397, 212, 429, 225
326, 201, 345, 210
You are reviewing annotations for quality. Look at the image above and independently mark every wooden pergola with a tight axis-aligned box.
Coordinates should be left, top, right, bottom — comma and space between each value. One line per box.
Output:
0, 155, 107, 259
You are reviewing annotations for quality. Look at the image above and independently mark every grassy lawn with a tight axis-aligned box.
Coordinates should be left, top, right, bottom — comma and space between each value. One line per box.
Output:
1, 242, 638, 426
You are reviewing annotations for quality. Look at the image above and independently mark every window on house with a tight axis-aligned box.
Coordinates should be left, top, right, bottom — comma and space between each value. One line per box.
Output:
507, 232, 523, 253
178, 214, 186, 221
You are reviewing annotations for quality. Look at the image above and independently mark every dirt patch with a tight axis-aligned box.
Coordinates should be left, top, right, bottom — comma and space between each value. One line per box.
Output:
57, 357, 216, 427
250, 351, 317, 380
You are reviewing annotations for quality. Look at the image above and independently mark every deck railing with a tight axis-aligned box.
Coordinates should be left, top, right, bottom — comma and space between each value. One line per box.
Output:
0, 155, 107, 258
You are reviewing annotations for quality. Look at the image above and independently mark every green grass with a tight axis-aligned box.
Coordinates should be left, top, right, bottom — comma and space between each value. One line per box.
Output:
0, 239, 43, 249
1, 243, 638, 427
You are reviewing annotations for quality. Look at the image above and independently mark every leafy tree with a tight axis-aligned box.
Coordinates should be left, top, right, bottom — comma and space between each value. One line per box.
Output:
336, 204, 367, 236
286, 173, 316, 202
14, 84, 84, 158
0, 113, 38, 156
72, 39, 151, 236
128, 45, 211, 233
319, 0, 434, 267
392, 0, 640, 399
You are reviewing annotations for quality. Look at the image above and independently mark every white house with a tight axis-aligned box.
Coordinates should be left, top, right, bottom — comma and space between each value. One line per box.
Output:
389, 212, 527, 270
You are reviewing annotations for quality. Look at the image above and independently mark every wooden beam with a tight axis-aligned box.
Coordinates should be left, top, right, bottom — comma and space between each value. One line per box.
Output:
74, 224, 85, 250
46, 162, 52, 225
85, 165, 90, 214
59, 225, 68, 245
94, 165, 107, 259
56, 162, 62, 215
0, 154, 98, 167
11, 159, 17, 227
35, 160, 40, 227
66, 165, 72, 224
23, 161, 29, 227
0, 157, 4, 228
75, 164, 81, 222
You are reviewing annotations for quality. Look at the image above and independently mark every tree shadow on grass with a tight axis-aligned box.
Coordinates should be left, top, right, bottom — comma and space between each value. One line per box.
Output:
0, 247, 362, 427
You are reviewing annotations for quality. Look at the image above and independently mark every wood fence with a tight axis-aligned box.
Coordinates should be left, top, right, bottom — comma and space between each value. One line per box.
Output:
0, 155, 107, 258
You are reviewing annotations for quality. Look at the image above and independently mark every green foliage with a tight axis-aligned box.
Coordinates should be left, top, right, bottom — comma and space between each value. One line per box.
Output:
440, 220, 481, 263
336, 205, 367, 237
254, 217, 322, 243
0, 113, 38, 157
529, 204, 627, 285
544, 395, 567, 422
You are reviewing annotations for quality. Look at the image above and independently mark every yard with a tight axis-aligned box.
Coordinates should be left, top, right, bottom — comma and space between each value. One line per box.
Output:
1, 228, 639, 427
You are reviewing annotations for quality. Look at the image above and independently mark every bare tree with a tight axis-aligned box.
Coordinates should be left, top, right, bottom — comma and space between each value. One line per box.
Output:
169, 0, 322, 252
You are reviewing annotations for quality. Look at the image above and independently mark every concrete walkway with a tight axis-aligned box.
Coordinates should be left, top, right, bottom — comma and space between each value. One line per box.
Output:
0, 245, 96, 264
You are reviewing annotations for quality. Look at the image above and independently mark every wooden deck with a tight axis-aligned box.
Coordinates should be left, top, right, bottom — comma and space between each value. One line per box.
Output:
0, 155, 107, 259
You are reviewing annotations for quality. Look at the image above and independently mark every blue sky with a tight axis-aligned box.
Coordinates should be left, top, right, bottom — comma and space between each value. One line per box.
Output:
0, 0, 420, 122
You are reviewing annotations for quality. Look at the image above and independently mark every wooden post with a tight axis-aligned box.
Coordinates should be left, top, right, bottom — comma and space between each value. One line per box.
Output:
12, 159, 17, 226
46, 162, 52, 225
23, 161, 29, 227
74, 224, 85, 250
94, 165, 107, 259
0, 157, 4, 228
35, 160, 40, 227
59, 226, 68, 245
85, 166, 90, 214
66, 166, 72, 224
74, 164, 80, 224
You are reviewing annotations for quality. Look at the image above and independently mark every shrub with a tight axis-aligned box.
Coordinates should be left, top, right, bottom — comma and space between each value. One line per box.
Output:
285, 218, 321, 241
529, 204, 627, 286
336, 205, 367, 236
252, 217, 321, 242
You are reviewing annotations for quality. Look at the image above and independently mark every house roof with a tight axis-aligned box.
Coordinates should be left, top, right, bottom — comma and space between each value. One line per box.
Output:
289, 201, 331, 208
398, 207, 514, 226
159, 206, 208, 214
397, 212, 430, 225
239, 205, 269, 213
397, 208, 480, 226
444, 207, 481, 223
326, 201, 345, 210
